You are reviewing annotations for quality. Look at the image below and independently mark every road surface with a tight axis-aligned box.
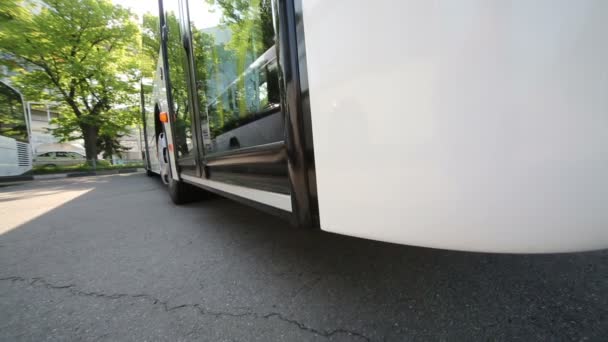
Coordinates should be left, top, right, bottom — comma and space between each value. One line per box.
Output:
0, 173, 606, 341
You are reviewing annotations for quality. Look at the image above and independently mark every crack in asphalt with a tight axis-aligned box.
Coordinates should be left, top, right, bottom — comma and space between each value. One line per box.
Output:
0, 276, 371, 341
289, 275, 324, 300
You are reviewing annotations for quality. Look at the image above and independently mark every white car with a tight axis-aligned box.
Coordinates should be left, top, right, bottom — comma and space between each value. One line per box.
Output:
34, 151, 86, 167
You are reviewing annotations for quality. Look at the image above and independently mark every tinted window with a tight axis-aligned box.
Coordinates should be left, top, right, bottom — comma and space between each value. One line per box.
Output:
55, 152, 68, 158
0, 82, 28, 142
38, 152, 52, 157
187, 0, 282, 155
164, 0, 194, 161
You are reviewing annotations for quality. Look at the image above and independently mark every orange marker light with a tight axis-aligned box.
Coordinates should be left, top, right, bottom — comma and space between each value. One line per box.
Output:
159, 111, 168, 123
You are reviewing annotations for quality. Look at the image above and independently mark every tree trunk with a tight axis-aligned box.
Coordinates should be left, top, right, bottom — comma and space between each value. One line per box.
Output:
81, 123, 99, 162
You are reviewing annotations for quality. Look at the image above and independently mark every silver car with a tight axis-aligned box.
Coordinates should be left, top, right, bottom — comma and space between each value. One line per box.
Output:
34, 151, 86, 167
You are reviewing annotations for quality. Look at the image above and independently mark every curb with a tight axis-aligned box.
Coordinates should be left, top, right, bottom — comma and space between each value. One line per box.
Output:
0, 175, 35, 182
0, 168, 143, 184
57, 168, 141, 179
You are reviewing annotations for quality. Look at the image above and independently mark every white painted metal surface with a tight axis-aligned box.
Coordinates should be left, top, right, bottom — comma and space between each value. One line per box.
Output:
154, 52, 179, 180
0, 136, 32, 177
303, 0, 608, 252
181, 174, 292, 212
143, 75, 161, 175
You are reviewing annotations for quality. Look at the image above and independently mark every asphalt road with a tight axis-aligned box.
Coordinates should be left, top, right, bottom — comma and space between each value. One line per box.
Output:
0, 173, 606, 341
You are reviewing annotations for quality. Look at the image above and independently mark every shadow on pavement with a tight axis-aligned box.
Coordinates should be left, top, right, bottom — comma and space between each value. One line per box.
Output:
0, 173, 606, 341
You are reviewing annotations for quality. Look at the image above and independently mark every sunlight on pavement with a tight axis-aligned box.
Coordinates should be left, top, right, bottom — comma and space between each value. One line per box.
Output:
0, 185, 94, 235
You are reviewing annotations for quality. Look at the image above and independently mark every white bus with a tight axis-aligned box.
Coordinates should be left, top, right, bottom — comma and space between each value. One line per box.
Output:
0, 81, 32, 177
141, 0, 608, 253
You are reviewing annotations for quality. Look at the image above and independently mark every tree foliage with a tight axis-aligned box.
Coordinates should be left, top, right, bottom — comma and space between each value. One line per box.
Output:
0, 0, 140, 160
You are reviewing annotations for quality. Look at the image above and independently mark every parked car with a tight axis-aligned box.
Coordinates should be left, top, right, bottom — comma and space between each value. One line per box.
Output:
34, 151, 86, 167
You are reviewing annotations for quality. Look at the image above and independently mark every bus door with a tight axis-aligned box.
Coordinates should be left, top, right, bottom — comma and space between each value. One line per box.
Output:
179, 0, 289, 194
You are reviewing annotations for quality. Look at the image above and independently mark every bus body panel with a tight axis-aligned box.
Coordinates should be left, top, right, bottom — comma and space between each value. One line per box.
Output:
0, 81, 32, 177
142, 51, 176, 179
0, 136, 32, 176
142, 58, 168, 176
142, 113, 161, 175
302, 0, 608, 252
142, 97, 160, 175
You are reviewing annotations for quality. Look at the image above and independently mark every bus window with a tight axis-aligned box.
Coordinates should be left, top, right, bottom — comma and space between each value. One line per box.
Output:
187, 0, 282, 155
164, 1, 195, 165
0, 82, 28, 143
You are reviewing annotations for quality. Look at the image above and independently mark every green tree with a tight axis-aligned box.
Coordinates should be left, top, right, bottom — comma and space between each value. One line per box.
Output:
51, 105, 140, 160
0, 0, 140, 160
97, 106, 140, 159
